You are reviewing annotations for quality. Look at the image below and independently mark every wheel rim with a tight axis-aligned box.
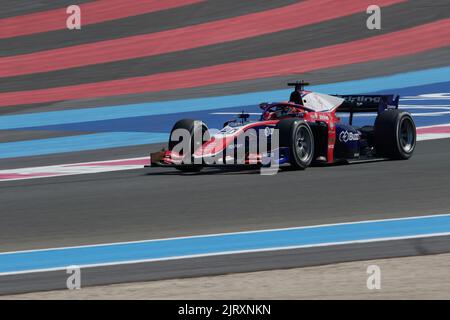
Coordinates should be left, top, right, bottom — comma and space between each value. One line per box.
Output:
295, 126, 312, 162
398, 117, 415, 153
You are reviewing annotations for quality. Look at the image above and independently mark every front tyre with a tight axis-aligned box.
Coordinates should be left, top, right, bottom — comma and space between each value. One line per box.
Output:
374, 110, 416, 160
168, 119, 209, 172
277, 119, 314, 170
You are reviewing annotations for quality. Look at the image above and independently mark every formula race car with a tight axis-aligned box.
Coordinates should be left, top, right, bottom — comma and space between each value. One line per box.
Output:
149, 81, 416, 172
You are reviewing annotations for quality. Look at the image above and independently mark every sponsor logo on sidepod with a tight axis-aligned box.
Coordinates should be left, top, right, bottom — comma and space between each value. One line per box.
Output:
339, 130, 360, 143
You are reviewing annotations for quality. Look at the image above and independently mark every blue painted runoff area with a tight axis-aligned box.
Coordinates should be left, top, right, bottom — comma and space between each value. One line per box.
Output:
0, 66, 449, 130
0, 132, 168, 159
1, 214, 450, 274
0, 67, 448, 159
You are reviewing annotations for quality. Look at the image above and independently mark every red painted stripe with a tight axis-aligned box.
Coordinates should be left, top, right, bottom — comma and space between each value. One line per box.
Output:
417, 125, 450, 134
0, 0, 203, 39
0, 173, 59, 180
0, 0, 404, 77
1, 19, 449, 108
69, 158, 149, 166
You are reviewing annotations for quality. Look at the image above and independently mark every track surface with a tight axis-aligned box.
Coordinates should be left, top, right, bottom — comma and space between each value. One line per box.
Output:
0, 138, 450, 294
1, 139, 450, 252
2, 236, 450, 295
1, 0, 449, 295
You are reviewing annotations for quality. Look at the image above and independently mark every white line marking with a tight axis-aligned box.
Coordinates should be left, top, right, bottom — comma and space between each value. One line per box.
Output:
211, 112, 261, 115
417, 123, 450, 140
1, 232, 450, 277
0, 157, 149, 182
417, 123, 450, 129
1, 123, 449, 182
400, 98, 450, 101
417, 133, 450, 141
413, 112, 450, 116
400, 105, 450, 108
2, 213, 449, 256
338, 110, 450, 117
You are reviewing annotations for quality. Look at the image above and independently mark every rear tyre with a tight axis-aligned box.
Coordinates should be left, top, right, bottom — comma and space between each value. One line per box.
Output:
374, 110, 416, 160
168, 119, 209, 172
277, 119, 314, 170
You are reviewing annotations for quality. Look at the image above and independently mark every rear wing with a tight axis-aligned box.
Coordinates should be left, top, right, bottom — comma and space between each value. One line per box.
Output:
333, 94, 399, 112
332, 94, 400, 125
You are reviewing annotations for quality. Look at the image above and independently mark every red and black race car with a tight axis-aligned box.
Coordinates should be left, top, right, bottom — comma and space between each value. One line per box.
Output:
149, 81, 416, 172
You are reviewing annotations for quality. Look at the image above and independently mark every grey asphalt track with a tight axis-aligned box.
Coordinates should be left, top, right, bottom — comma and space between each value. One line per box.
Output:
1, 0, 449, 295
2, 138, 449, 295
1, 139, 450, 253
2, 236, 450, 295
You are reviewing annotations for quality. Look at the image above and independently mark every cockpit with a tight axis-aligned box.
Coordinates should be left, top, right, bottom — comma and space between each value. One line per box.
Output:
261, 103, 305, 120
258, 81, 346, 120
